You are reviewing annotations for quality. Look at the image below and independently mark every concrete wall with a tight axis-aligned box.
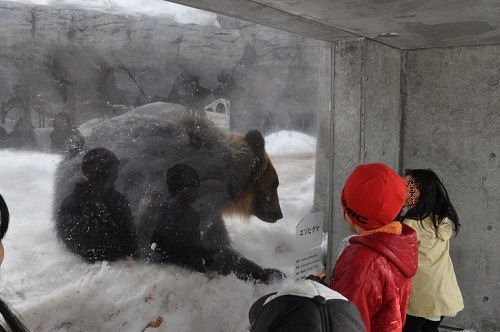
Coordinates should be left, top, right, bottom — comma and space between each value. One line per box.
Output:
312, 43, 332, 216
402, 45, 500, 331
317, 38, 402, 274
320, 39, 500, 331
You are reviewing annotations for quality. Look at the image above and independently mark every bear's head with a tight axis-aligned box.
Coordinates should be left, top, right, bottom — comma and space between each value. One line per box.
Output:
225, 130, 283, 223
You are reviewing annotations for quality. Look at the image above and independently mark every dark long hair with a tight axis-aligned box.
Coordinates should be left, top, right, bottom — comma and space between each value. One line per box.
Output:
0, 299, 30, 332
0, 194, 9, 240
0, 194, 31, 332
404, 169, 460, 235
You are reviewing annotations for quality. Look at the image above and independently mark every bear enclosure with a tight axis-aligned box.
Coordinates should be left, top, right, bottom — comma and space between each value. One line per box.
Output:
0, 1, 328, 331
0, 0, 499, 331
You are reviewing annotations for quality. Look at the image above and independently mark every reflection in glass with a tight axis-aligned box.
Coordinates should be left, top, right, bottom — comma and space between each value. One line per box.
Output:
0, 1, 328, 330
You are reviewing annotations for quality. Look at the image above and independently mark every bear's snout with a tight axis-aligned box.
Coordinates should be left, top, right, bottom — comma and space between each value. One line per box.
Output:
255, 208, 283, 223
271, 210, 283, 222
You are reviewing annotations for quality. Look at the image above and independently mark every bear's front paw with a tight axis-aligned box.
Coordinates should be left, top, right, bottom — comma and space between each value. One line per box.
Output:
262, 268, 287, 284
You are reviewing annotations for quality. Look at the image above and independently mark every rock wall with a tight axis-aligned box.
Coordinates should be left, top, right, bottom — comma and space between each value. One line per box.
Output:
0, 1, 325, 134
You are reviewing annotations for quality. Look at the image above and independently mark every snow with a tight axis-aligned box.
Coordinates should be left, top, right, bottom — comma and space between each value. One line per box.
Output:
0, 137, 475, 332
0, 131, 317, 332
2, 0, 220, 26
265, 130, 316, 156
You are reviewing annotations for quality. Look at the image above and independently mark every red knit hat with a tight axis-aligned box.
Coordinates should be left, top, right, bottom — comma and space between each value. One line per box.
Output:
341, 163, 406, 231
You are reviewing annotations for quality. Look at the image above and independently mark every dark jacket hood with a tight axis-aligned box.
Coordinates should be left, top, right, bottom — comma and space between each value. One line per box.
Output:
249, 279, 366, 332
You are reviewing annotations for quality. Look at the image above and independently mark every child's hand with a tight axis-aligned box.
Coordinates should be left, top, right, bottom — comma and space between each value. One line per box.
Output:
305, 272, 328, 285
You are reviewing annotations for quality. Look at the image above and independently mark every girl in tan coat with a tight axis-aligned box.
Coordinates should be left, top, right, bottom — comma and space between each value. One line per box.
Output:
402, 169, 464, 332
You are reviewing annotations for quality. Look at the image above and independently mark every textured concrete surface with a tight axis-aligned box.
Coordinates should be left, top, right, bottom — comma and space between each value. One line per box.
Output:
317, 39, 402, 276
312, 43, 332, 218
166, 0, 356, 42
402, 45, 500, 331
363, 41, 402, 168
318, 39, 499, 331
168, 0, 500, 49
326, 39, 364, 273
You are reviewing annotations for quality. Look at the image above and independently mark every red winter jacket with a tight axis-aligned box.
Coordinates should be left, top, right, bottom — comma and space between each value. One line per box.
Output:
328, 224, 418, 332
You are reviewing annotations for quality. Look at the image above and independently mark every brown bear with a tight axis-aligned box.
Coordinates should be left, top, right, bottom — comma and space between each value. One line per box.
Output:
54, 102, 283, 283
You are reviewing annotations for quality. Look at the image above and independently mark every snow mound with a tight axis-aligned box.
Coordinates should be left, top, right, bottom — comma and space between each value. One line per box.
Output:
0, 148, 314, 331
265, 131, 316, 156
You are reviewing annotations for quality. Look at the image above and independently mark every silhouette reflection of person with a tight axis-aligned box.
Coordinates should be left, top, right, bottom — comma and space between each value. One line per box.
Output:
57, 147, 138, 262
50, 112, 85, 158
4, 117, 36, 149
150, 164, 206, 272
0, 125, 7, 148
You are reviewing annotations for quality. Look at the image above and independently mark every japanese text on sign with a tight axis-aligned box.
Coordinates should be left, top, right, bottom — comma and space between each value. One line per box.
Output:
294, 247, 322, 281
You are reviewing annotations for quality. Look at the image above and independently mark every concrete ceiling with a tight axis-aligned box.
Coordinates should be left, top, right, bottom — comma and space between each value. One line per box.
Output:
167, 0, 500, 49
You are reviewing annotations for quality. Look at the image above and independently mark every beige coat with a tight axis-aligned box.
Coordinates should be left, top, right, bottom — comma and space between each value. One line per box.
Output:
404, 217, 464, 318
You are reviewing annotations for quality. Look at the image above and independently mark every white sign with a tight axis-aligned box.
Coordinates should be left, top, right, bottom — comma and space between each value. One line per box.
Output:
295, 212, 323, 253
294, 212, 324, 281
294, 247, 323, 281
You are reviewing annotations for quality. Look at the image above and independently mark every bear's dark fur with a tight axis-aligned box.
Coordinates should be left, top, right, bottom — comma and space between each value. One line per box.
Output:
54, 102, 283, 282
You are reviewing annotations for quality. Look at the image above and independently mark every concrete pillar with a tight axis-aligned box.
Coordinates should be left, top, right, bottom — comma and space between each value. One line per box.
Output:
326, 39, 365, 273
312, 43, 332, 218
318, 38, 403, 276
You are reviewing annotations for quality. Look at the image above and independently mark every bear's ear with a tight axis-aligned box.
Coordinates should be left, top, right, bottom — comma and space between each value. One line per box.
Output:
244, 130, 265, 160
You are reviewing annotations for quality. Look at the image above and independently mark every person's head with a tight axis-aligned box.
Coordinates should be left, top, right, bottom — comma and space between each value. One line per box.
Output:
53, 112, 72, 130
81, 148, 120, 188
341, 163, 406, 233
0, 194, 31, 332
0, 194, 10, 265
166, 164, 200, 202
404, 169, 460, 234
249, 278, 365, 332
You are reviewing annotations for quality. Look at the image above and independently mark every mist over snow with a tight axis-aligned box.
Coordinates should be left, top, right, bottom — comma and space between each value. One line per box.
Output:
265, 131, 316, 156
0, 130, 317, 331
1, 0, 220, 26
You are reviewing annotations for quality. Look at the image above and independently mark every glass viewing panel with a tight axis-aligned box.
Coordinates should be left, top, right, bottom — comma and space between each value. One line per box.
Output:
0, 1, 330, 330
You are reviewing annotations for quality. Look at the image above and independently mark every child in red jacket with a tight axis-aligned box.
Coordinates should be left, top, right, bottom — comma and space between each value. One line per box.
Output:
328, 163, 418, 332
